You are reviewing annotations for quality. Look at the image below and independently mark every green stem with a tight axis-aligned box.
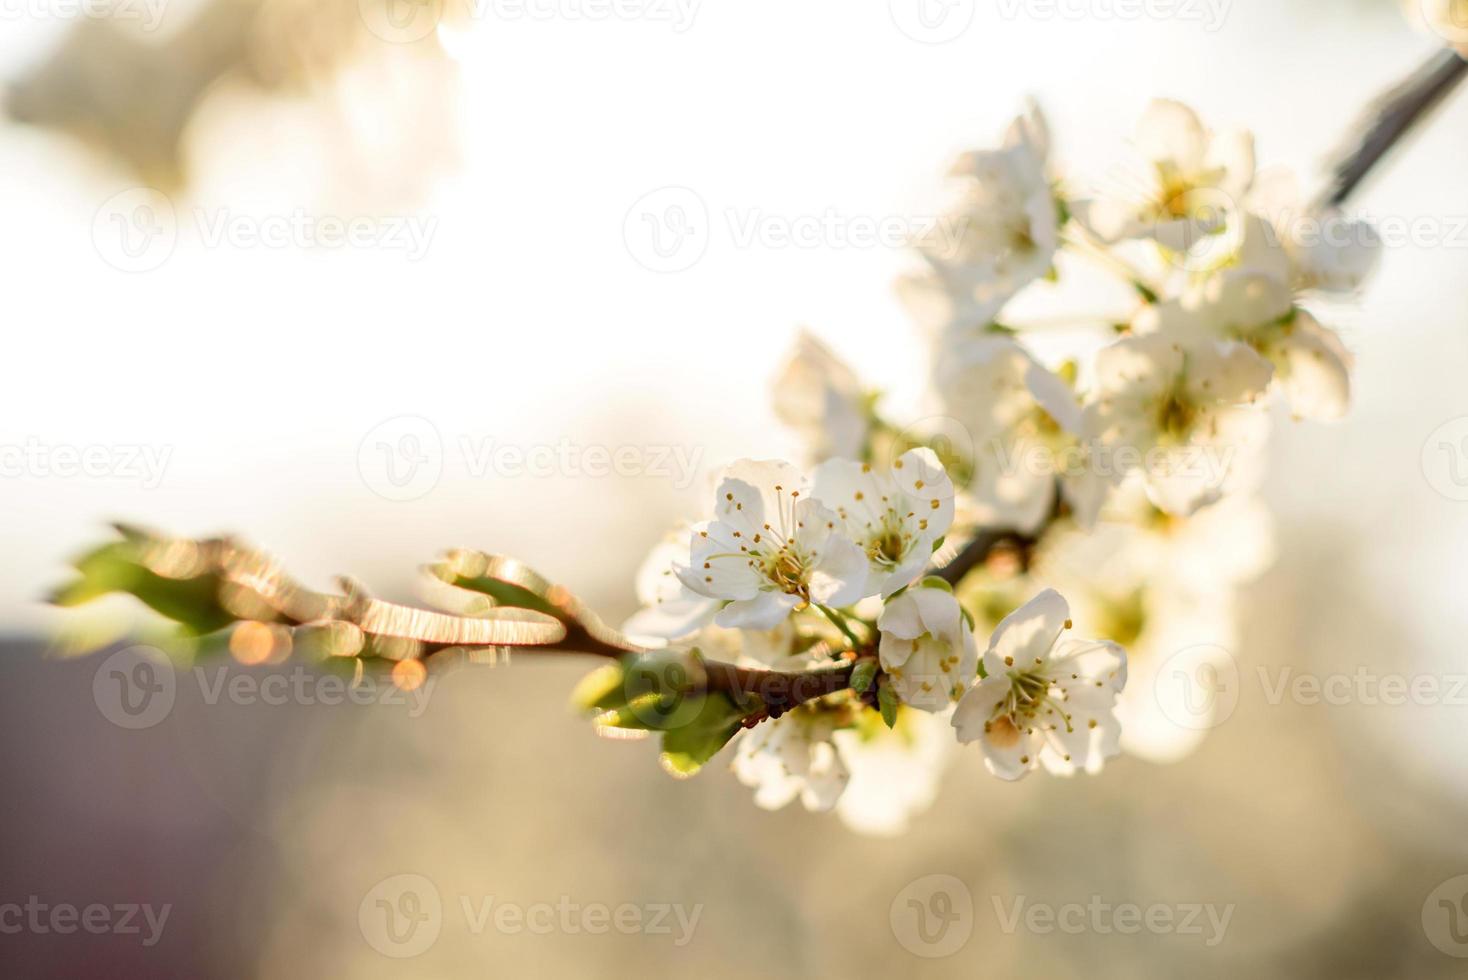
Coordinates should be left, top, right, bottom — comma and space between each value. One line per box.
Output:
817, 604, 864, 649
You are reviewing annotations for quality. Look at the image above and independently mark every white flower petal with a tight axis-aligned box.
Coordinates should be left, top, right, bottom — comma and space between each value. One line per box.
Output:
986, 588, 1069, 675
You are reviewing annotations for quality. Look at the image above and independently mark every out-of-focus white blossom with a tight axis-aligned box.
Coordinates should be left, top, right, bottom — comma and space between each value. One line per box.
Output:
877, 582, 978, 712
812, 448, 955, 598
1086, 99, 1255, 272
676, 459, 869, 630
833, 708, 955, 836
733, 706, 850, 812
1136, 269, 1354, 421
898, 104, 1062, 339
622, 527, 717, 643
772, 331, 871, 464
1085, 333, 1272, 515
1036, 519, 1248, 762
935, 335, 1114, 531
952, 589, 1127, 780
1242, 178, 1382, 293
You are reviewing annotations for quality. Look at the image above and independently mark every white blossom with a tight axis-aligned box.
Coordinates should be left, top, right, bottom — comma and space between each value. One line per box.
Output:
877, 582, 978, 712
811, 448, 955, 598
952, 589, 1127, 780
676, 459, 869, 630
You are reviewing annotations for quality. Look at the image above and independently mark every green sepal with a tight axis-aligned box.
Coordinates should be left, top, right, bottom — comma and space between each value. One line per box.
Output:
849, 660, 878, 695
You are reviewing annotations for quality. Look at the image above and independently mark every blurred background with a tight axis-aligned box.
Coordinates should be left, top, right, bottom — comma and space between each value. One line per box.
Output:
4, 0, 1468, 975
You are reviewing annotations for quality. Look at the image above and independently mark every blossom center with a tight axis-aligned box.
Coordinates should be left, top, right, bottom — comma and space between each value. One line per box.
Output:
1155, 389, 1197, 440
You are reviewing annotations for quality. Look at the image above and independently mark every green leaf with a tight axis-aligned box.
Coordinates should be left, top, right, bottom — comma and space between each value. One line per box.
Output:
878, 678, 899, 729
849, 660, 877, 694
918, 575, 954, 594
52, 541, 239, 636
658, 692, 747, 778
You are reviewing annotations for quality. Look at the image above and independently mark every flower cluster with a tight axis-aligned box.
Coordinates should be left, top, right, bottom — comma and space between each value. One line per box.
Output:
622, 98, 1378, 833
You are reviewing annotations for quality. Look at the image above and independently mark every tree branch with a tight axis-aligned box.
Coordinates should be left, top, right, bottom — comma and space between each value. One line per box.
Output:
1317, 45, 1468, 209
